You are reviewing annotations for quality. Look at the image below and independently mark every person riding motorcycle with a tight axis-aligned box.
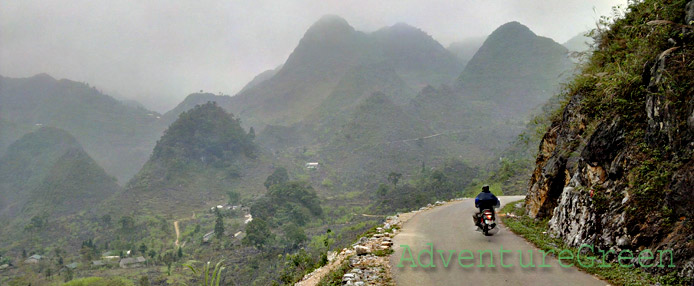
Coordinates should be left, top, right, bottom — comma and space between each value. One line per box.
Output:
473, 185, 500, 231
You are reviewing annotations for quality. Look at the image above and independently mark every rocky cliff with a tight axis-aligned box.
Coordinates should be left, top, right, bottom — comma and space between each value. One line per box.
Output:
525, 0, 694, 280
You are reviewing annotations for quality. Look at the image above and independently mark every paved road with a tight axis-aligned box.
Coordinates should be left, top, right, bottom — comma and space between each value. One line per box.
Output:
390, 196, 606, 286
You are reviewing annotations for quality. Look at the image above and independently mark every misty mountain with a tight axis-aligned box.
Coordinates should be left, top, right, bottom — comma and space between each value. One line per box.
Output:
238, 65, 283, 94
160, 92, 234, 126
321, 92, 440, 186
457, 21, 573, 117
0, 74, 161, 183
119, 102, 259, 215
447, 36, 486, 66
226, 15, 463, 130
0, 127, 119, 220
119, 98, 152, 111
0, 119, 24, 156
251, 20, 575, 191
370, 23, 464, 89
25, 148, 121, 216
396, 21, 576, 166
303, 63, 416, 142
226, 15, 370, 128
406, 83, 522, 164
563, 31, 594, 53
332, 92, 431, 147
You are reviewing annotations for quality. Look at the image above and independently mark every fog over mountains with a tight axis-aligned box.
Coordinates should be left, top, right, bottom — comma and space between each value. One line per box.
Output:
0, 17, 575, 186
0, 13, 592, 285
0, 74, 160, 182
2, 1, 692, 285
0, 0, 626, 112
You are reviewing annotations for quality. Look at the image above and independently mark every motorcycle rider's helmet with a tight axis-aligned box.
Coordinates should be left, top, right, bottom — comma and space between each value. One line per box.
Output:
482, 185, 490, 192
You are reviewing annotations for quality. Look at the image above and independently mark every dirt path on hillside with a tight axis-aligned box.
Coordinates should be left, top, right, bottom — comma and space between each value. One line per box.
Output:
174, 220, 180, 247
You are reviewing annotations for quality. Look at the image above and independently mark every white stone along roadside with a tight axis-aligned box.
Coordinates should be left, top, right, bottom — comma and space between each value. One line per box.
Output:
295, 199, 462, 286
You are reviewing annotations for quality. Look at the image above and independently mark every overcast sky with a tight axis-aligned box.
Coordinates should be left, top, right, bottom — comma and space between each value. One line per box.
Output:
1, 0, 627, 112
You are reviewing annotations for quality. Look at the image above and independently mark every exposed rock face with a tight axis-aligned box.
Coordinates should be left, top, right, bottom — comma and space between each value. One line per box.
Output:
581, 119, 625, 167
525, 93, 586, 218
526, 1, 693, 279
646, 47, 682, 145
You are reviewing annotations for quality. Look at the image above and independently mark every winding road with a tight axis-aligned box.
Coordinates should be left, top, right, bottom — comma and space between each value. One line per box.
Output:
390, 196, 607, 285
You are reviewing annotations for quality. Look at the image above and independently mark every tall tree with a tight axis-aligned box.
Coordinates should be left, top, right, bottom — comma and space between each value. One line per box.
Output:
388, 172, 402, 190
377, 183, 389, 198
214, 208, 224, 239
264, 167, 289, 189
243, 218, 272, 249
139, 243, 148, 255
282, 223, 306, 249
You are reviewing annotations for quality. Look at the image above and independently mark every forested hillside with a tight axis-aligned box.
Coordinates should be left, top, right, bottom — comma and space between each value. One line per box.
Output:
0, 11, 600, 286
525, 0, 694, 281
0, 127, 120, 249
0, 74, 161, 183
119, 102, 260, 216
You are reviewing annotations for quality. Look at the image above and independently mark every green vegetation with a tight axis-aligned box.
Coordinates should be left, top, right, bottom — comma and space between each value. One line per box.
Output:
159, 93, 233, 127
251, 181, 322, 228
317, 258, 352, 286
501, 200, 689, 286
243, 218, 272, 249
264, 167, 289, 190
63, 276, 135, 286
225, 190, 240, 205
151, 102, 256, 166
213, 208, 224, 240
6, 4, 683, 284
0, 74, 160, 183
0, 128, 121, 253
373, 158, 476, 213
373, 248, 394, 257
480, 94, 567, 195
183, 260, 225, 286
521, 1, 693, 280
123, 101, 259, 215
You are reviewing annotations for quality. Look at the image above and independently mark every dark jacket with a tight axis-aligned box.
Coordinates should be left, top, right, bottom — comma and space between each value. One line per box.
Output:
475, 190, 500, 211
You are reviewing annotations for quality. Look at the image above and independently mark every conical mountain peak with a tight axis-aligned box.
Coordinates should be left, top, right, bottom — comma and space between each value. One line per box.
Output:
491, 21, 536, 38
304, 15, 355, 37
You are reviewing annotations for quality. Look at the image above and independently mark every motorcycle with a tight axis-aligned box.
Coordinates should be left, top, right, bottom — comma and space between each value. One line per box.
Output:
477, 209, 497, 236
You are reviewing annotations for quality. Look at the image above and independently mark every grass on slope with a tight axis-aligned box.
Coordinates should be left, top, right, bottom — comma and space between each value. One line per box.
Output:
500, 200, 688, 286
